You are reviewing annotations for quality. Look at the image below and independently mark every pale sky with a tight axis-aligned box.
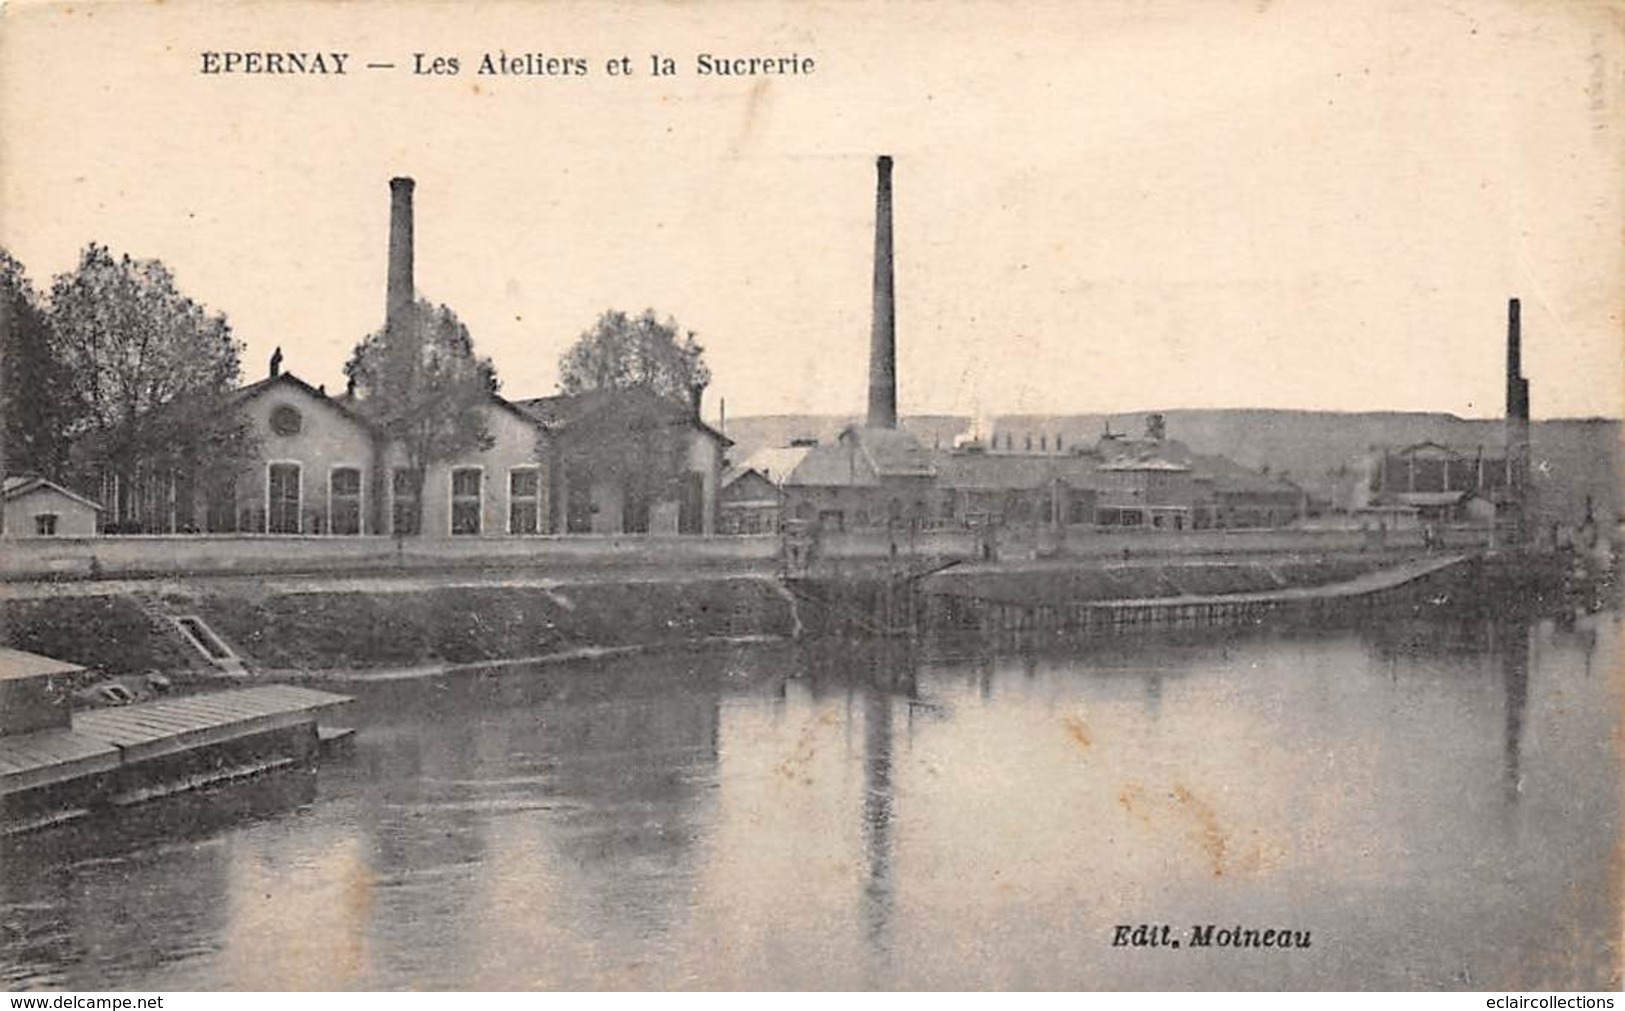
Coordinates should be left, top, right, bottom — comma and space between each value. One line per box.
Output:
2, 0, 1621, 420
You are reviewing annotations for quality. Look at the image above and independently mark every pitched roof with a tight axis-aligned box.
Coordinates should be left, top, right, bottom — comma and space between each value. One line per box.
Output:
2, 475, 103, 510
785, 440, 879, 487
737, 446, 814, 485
840, 425, 936, 478
783, 426, 943, 488
487, 392, 551, 429
234, 371, 379, 430
721, 466, 780, 494
1189, 452, 1302, 495
332, 382, 543, 433
511, 389, 629, 428
512, 387, 731, 445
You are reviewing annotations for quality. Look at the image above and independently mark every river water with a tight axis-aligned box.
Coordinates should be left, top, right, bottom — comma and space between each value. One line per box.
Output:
3, 610, 1619, 990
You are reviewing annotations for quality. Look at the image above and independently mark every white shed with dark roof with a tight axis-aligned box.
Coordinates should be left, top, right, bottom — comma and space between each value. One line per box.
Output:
1, 476, 102, 538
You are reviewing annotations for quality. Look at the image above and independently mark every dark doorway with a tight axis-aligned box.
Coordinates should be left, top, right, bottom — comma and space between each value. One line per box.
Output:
566, 468, 595, 534
624, 484, 651, 534
677, 472, 705, 535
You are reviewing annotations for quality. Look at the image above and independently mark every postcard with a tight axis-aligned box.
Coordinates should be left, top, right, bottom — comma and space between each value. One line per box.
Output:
0, 0, 1619, 992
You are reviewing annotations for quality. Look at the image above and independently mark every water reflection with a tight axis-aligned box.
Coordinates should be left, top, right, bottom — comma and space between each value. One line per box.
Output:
861, 681, 896, 964
1, 773, 315, 989
1501, 622, 1529, 807
1, 610, 1618, 990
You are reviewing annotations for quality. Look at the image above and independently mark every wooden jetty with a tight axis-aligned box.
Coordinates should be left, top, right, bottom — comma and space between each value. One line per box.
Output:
932, 554, 1474, 636
0, 650, 352, 835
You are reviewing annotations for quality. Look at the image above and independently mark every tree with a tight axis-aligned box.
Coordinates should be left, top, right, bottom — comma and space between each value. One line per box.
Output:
558, 308, 711, 402
344, 299, 497, 536
0, 250, 68, 479
46, 244, 254, 529
553, 309, 714, 533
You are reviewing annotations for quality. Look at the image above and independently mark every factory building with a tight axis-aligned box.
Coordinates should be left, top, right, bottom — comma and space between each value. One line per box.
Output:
782, 156, 942, 531
1336, 301, 1530, 529
48, 177, 725, 539
774, 156, 1300, 536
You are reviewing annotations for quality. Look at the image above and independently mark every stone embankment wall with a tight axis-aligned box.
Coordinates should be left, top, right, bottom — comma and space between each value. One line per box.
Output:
0, 534, 782, 581
0, 524, 1484, 582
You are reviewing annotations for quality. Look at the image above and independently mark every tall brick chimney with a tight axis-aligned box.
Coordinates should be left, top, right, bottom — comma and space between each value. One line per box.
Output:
1505, 297, 1529, 422
386, 177, 415, 330
1505, 297, 1532, 533
867, 155, 897, 429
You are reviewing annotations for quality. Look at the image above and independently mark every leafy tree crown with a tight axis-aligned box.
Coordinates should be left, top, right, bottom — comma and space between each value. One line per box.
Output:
343, 298, 499, 477
44, 243, 253, 489
558, 308, 711, 402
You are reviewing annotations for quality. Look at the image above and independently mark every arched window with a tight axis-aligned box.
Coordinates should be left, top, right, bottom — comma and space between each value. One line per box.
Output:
269, 405, 302, 436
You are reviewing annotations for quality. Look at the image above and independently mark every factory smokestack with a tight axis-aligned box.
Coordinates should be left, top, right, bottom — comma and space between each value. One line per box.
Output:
867, 155, 897, 429
1504, 297, 1532, 536
1506, 297, 1529, 421
386, 177, 416, 330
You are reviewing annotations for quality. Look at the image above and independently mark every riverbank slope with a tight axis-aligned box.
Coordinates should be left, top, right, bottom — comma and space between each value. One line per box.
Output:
0, 550, 1465, 682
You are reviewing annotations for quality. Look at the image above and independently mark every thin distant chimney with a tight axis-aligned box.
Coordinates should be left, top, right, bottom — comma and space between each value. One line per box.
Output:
1504, 296, 1532, 533
387, 177, 416, 330
867, 155, 897, 429
1505, 297, 1529, 422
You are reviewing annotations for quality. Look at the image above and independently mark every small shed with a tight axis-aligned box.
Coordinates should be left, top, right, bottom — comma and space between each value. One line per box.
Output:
2, 476, 102, 537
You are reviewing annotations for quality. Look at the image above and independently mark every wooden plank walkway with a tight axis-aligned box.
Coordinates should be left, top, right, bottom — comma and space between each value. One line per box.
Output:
0, 732, 119, 794
2, 684, 351, 797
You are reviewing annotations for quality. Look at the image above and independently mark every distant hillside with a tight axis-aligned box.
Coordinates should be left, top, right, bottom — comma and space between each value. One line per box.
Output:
725, 409, 1621, 523
724, 415, 971, 454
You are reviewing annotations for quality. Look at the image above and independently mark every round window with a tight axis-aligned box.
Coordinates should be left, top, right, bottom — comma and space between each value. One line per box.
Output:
269, 405, 303, 436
